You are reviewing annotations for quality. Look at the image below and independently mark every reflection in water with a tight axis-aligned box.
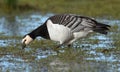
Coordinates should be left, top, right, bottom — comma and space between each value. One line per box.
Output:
0, 16, 16, 35
0, 13, 52, 36
1, 16, 20, 36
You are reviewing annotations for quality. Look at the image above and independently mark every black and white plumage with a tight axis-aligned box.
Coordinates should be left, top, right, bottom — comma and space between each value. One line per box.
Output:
22, 14, 111, 49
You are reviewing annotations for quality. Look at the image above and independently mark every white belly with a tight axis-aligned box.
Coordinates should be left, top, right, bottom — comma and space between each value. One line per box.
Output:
74, 31, 89, 39
46, 20, 73, 44
68, 30, 93, 44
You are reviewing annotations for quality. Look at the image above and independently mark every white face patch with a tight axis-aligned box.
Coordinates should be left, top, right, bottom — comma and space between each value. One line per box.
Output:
22, 35, 33, 45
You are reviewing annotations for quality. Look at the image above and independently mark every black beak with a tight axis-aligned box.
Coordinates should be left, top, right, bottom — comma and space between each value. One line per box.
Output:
22, 41, 26, 49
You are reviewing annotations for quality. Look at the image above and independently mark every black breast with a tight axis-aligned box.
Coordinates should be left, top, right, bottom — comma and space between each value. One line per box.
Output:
39, 23, 50, 39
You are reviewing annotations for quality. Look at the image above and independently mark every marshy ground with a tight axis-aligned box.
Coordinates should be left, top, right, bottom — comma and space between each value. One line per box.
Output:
0, 0, 120, 72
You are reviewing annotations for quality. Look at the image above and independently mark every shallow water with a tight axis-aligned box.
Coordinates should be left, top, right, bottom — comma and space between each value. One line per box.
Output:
0, 12, 120, 72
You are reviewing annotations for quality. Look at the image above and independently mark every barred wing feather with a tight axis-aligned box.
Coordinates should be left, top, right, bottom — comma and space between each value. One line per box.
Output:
48, 14, 96, 32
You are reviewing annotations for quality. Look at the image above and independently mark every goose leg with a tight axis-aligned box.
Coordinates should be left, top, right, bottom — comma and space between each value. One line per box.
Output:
52, 44, 63, 53
67, 44, 72, 48
55, 43, 64, 48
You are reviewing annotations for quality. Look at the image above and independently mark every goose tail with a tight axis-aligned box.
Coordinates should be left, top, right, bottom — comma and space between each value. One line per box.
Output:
93, 22, 111, 34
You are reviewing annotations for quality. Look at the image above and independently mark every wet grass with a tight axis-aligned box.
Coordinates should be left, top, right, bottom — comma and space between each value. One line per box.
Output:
109, 24, 120, 51
0, 0, 120, 18
0, 1, 120, 71
0, 35, 22, 40
0, 29, 119, 72
0, 22, 119, 56
0, 18, 119, 71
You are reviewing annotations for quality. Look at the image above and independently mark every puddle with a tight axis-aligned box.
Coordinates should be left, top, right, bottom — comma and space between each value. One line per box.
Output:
0, 13, 51, 36
0, 56, 47, 72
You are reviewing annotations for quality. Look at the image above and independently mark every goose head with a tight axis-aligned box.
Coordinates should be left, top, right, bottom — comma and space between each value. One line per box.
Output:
22, 35, 33, 49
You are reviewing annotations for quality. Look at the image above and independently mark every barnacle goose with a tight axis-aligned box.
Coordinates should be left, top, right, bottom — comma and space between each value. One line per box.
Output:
22, 14, 111, 49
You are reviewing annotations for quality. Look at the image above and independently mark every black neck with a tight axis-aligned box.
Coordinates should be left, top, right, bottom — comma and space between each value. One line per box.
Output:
28, 23, 50, 39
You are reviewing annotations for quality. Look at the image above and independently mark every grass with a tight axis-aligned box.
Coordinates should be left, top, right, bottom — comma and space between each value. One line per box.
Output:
0, 0, 120, 18
0, 26, 119, 71
109, 24, 120, 50
0, 22, 119, 54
